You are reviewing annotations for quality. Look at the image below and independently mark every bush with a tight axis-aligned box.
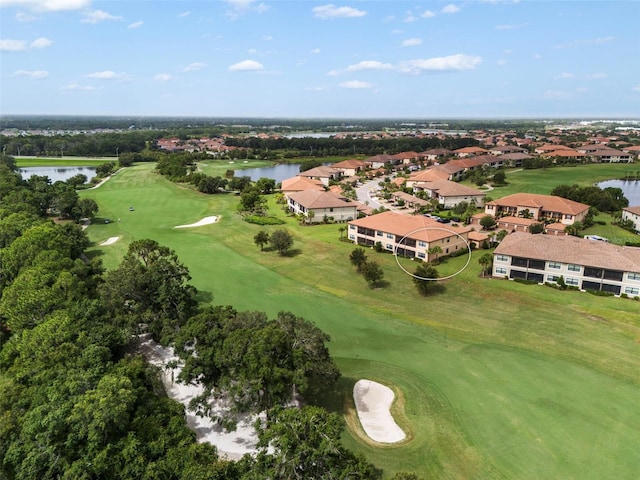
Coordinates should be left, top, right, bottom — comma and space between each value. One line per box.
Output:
244, 215, 285, 225
585, 289, 615, 297
512, 278, 538, 285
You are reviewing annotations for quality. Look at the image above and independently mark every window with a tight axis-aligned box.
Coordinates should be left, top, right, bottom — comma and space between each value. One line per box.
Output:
329, 208, 334, 212
496, 254, 509, 262
582, 280, 601, 291
567, 264, 581, 272
349, 234, 355, 240
495, 267, 507, 275
548, 261, 561, 269
528, 259, 546, 271
628, 272, 640, 281
601, 283, 621, 295
417, 252, 425, 259
511, 257, 528, 267
624, 286, 639, 295
418, 240, 426, 247
527, 272, 544, 283
386, 244, 393, 250
584, 267, 603, 279
547, 275, 560, 282
565, 277, 579, 286
387, 233, 394, 239
376, 231, 384, 236
349, 224, 355, 230
510, 269, 526, 279
603, 270, 623, 281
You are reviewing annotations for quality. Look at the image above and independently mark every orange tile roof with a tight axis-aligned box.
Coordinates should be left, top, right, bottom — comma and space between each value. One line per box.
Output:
417, 179, 486, 197
288, 190, 354, 209
349, 211, 471, 243
623, 206, 640, 215
494, 232, 640, 272
281, 176, 324, 192
487, 193, 588, 216
453, 146, 488, 154
332, 159, 367, 169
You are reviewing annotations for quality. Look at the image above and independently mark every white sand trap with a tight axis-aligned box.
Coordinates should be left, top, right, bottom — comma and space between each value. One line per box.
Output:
138, 335, 261, 460
353, 379, 406, 443
99, 236, 120, 246
175, 216, 219, 229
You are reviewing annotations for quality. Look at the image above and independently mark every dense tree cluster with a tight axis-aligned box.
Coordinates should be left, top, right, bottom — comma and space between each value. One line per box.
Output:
0, 165, 377, 479
550, 184, 629, 213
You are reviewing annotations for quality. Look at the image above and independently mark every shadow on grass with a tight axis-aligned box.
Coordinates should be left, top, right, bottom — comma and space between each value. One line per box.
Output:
281, 248, 302, 258
84, 249, 105, 261
195, 290, 214, 304
311, 375, 360, 415
369, 280, 390, 289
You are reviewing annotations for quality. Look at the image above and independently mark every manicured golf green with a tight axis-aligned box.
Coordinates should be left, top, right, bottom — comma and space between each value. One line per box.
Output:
15, 156, 118, 167
81, 164, 640, 479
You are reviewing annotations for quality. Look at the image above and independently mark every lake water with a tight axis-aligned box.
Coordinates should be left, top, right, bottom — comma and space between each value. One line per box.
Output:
19, 166, 98, 183
597, 179, 640, 206
237, 163, 304, 183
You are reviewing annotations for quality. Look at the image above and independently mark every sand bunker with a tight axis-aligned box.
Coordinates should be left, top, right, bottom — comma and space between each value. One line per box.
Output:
138, 335, 261, 460
175, 216, 219, 229
353, 379, 406, 443
99, 236, 120, 246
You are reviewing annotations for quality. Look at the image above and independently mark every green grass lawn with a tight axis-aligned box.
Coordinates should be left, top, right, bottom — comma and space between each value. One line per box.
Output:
81, 164, 640, 479
16, 156, 118, 167
482, 163, 639, 198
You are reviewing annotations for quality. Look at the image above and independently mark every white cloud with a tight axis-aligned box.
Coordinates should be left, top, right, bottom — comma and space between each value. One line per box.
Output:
310, 48, 320, 54
154, 73, 172, 81
14, 69, 48, 78
326, 69, 340, 76
632, 85, 640, 93
228, 59, 264, 71
402, 38, 422, 47
86, 70, 124, 79
224, 0, 269, 19
61, 83, 97, 91
555, 36, 614, 49
339, 80, 372, 89
313, 4, 366, 19
421, 10, 436, 18
178, 11, 190, 17
554, 72, 574, 79
15, 12, 39, 21
128, 21, 143, 29
346, 60, 393, 72
1, 0, 91, 12
495, 23, 527, 30
0, 39, 28, 51
543, 90, 574, 100
183, 62, 207, 72
398, 54, 482, 74
404, 13, 417, 23
30, 36, 52, 48
441, 4, 460, 14
81, 10, 122, 24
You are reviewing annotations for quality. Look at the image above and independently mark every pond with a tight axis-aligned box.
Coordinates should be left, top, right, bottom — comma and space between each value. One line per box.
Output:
236, 163, 304, 183
597, 179, 640, 206
19, 166, 98, 184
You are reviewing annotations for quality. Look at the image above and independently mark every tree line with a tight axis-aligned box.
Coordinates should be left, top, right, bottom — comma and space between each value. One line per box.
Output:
0, 162, 402, 479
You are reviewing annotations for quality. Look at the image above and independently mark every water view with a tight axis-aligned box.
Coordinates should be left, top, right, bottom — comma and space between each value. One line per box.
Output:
19, 166, 98, 183
598, 179, 640, 206
238, 163, 304, 183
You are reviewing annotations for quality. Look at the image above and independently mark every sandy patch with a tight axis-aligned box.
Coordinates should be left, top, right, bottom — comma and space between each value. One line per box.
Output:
99, 236, 120, 246
175, 216, 219, 229
138, 335, 261, 460
353, 379, 406, 443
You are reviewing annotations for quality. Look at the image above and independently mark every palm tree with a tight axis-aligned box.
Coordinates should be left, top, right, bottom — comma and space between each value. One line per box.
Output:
478, 253, 493, 278
427, 246, 443, 264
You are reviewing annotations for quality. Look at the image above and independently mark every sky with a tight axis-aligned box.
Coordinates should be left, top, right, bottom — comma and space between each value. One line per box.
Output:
1, 0, 639, 119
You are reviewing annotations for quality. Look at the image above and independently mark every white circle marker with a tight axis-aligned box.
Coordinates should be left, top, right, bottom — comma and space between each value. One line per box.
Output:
393, 226, 472, 281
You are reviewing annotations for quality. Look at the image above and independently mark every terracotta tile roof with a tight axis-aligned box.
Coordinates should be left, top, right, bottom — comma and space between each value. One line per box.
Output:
288, 190, 354, 209
544, 222, 567, 233
393, 151, 421, 159
468, 231, 489, 242
392, 177, 406, 186
409, 168, 451, 182
622, 145, 640, 152
349, 211, 471, 242
542, 149, 585, 157
497, 216, 538, 227
494, 232, 640, 273
536, 144, 572, 152
364, 154, 396, 164
300, 165, 340, 177
417, 179, 486, 197
281, 176, 324, 192
623, 206, 640, 215
453, 146, 488, 154
332, 159, 367, 169
487, 193, 589, 215
420, 148, 452, 156
496, 152, 533, 161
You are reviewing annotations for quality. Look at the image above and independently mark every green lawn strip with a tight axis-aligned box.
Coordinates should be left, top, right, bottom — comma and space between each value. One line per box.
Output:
81, 164, 640, 479
16, 157, 117, 167
479, 163, 639, 198
582, 212, 639, 244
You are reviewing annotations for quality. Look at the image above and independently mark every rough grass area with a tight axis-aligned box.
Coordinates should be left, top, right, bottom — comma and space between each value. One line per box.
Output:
81, 164, 640, 479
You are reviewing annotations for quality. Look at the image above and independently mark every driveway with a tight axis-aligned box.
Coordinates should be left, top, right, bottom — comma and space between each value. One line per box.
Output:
356, 179, 384, 209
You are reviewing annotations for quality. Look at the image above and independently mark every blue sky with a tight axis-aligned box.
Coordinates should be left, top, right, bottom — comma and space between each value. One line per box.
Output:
1, 0, 639, 118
